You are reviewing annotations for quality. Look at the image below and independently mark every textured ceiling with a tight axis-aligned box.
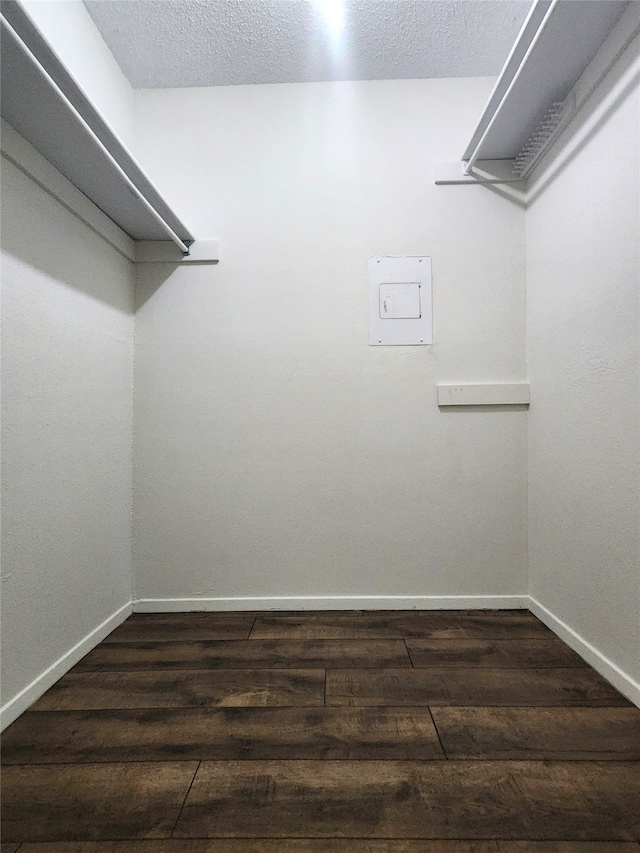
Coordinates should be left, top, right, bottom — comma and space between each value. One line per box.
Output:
84, 0, 532, 89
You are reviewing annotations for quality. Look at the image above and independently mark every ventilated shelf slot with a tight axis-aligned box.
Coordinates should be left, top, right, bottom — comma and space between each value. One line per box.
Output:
436, 0, 639, 185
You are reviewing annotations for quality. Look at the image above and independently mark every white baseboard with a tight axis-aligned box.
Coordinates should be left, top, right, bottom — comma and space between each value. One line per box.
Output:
133, 595, 530, 612
0, 601, 132, 731
4, 594, 635, 731
528, 597, 640, 708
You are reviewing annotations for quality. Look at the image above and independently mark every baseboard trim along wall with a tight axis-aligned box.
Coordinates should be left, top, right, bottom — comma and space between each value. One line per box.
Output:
0, 601, 132, 731
4, 594, 637, 729
132, 595, 530, 612
529, 597, 640, 708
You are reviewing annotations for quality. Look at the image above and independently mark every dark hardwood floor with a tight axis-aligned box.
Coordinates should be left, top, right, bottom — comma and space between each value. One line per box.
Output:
2, 609, 639, 850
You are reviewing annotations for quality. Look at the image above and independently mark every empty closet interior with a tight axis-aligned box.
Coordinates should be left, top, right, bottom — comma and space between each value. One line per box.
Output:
1, 0, 639, 727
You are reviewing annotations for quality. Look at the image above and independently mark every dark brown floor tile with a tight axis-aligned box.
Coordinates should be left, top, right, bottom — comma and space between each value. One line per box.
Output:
6, 611, 638, 849
14, 842, 640, 853
73, 640, 411, 671
431, 707, 640, 759
263, 610, 365, 616
398, 611, 553, 639
249, 610, 552, 640
130, 610, 363, 620
1, 845, 20, 853
249, 614, 401, 639
28, 669, 325, 711
326, 668, 631, 707
0, 762, 198, 842
2, 706, 444, 763
174, 760, 640, 839
405, 638, 588, 668
104, 614, 256, 643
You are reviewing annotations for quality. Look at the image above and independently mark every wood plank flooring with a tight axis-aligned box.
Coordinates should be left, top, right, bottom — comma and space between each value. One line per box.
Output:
2, 609, 639, 849
6, 845, 640, 853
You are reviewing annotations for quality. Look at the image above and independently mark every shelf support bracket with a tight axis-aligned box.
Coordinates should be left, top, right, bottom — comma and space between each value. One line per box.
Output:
434, 160, 522, 185
134, 240, 220, 264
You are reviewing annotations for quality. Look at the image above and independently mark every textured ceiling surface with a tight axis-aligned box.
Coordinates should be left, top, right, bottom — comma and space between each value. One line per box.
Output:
84, 0, 532, 89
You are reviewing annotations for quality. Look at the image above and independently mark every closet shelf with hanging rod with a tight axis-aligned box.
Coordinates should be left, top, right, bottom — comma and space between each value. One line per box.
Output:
435, 0, 639, 185
0, 0, 218, 263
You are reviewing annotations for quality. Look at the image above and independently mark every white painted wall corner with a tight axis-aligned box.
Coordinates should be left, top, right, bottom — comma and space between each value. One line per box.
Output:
528, 597, 640, 707
0, 601, 132, 731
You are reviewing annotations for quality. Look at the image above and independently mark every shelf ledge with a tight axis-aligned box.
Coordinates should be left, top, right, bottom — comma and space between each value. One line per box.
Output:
135, 241, 220, 264
442, 0, 639, 185
434, 160, 522, 185
1, 0, 196, 248
437, 384, 530, 407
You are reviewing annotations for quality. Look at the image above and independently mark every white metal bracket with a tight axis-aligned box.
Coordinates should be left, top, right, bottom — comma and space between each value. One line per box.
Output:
434, 160, 523, 185
134, 240, 220, 264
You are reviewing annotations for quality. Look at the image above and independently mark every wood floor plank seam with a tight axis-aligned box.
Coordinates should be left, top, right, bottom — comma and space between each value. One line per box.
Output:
43, 835, 618, 844
403, 639, 414, 667
1, 760, 201, 843
70, 663, 602, 670
428, 706, 449, 759
324, 657, 590, 672
247, 616, 258, 640
82, 837, 640, 843
322, 702, 626, 713
11, 835, 640, 853
324, 667, 631, 708
87, 639, 429, 645
170, 759, 640, 840
165, 836, 640, 843
115, 836, 640, 841
5, 758, 640, 766
321, 702, 632, 708
73, 639, 414, 672
169, 761, 202, 839
19, 702, 335, 714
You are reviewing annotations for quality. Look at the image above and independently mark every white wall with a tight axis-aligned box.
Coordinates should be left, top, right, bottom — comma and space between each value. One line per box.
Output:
20, 0, 135, 149
526, 41, 639, 690
132, 78, 528, 606
0, 156, 134, 721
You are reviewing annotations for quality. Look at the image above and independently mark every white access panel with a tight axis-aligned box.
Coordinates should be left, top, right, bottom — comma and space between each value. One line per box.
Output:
369, 256, 432, 346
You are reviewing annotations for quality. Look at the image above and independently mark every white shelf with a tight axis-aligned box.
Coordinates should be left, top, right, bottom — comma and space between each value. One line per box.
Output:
440, 0, 639, 183
437, 384, 530, 407
0, 0, 195, 248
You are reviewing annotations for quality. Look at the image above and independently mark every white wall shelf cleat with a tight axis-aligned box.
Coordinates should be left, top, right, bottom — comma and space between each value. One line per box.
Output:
437, 383, 530, 406
434, 159, 522, 185
134, 240, 220, 264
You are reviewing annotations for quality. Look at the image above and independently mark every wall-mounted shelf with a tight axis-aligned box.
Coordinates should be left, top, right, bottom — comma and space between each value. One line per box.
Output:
0, 0, 196, 253
436, 0, 639, 185
437, 384, 530, 407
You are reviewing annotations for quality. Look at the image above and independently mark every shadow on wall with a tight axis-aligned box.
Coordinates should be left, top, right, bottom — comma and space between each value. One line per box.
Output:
525, 44, 639, 206
1, 156, 134, 312
134, 260, 220, 312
